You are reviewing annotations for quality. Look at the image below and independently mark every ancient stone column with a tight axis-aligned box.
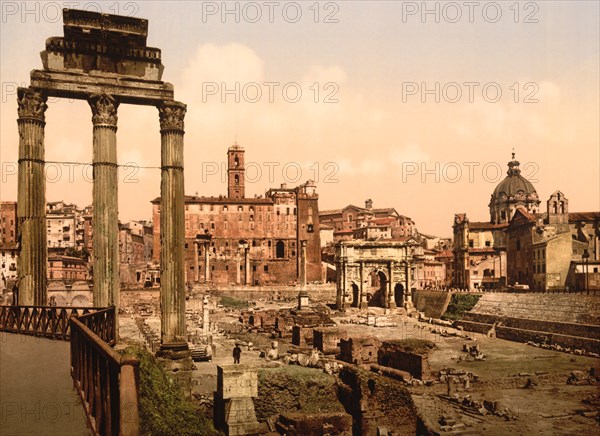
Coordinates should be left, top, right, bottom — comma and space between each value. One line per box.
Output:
193, 241, 199, 282
244, 246, 250, 285
388, 260, 396, 309
337, 260, 345, 310
204, 242, 210, 282
236, 250, 241, 284
300, 240, 307, 287
17, 88, 48, 306
89, 94, 120, 310
157, 101, 189, 354
359, 261, 367, 309
406, 262, 413, 308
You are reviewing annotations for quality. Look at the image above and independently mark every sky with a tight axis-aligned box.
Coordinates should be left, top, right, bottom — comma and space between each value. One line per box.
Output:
0, 1, 598, 237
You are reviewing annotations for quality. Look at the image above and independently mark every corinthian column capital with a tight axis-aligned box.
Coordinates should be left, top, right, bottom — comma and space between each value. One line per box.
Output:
17, 88, 47, 122
158, 101, 186, 133
89, 94, 119, 128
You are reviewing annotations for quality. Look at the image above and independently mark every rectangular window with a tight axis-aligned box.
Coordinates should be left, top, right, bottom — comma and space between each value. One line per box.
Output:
264, 265, 268, 272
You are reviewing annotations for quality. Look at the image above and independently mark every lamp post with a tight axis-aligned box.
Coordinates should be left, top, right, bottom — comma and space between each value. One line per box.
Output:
582, 249, 590, 295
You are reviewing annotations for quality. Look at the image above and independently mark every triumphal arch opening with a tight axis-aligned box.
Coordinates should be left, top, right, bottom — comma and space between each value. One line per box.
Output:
335, 240, 423, 310
17, 9, 188, 356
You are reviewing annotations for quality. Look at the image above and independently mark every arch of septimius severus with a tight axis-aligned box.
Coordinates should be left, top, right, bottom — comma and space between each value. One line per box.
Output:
16, 9, 188, 355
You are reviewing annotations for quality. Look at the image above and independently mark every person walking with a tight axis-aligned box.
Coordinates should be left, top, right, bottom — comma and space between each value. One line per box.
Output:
233, 343, 242, 364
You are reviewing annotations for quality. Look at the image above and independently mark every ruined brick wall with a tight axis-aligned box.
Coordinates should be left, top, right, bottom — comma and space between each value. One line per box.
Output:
378, 347, 431, 380
337, 366, 416, 435
313, 327, 348, 354
339, 337, 380, 364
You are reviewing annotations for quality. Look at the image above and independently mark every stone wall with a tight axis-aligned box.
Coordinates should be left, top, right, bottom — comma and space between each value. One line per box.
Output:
412, 290, 452, 318
195, 283, 336, 303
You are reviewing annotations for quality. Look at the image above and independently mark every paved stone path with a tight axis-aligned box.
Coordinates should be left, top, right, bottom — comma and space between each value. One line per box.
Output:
0, 333, 89, 435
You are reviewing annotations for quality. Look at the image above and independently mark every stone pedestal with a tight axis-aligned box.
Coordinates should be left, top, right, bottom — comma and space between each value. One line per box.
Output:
16, 88, 48, 306
89, 94, 120, 314
215, 365, 262, 435
203, 296, 210, 332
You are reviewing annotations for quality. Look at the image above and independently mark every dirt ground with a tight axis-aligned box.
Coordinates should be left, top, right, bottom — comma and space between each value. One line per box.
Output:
119, 302, 600, 435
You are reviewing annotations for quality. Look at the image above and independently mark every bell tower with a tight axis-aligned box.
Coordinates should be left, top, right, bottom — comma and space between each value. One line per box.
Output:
227, 142, 245, 199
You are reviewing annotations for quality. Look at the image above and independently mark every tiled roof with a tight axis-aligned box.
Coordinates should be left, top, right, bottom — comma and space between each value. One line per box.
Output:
569, 212, 600, 222
469, 221, 509, 230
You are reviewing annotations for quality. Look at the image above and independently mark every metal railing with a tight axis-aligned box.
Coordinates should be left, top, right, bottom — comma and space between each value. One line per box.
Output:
70, 307, 140, 436
0, 305, 100, 340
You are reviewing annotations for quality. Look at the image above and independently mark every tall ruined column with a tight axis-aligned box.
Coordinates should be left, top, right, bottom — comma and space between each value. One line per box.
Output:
405, 262, 413, 308
193, 241, 199, 282
17, 88, 48, 306
89, 94, 120, 311
244, 246, 250, 285
336, 260, 343, 309
359, 261, 367, 309
204, 242, 210, 282
299, 240, 307, 287
236, 250, 241, 284
388, 260, 396, 309
157, 101, 189, 356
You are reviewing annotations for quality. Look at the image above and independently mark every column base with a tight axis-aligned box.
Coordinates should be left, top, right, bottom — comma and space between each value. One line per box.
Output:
388, 302, 397, 309
157, 343, 194, 397
359, 302, 368, 310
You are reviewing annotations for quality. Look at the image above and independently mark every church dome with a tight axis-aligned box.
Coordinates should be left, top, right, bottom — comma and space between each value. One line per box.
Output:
489, 154, 540, 223
492, 163, 537, 199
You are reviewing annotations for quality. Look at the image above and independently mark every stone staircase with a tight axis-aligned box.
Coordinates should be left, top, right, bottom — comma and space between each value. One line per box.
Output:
465, 293, 600, 325
456, 294, 600, 353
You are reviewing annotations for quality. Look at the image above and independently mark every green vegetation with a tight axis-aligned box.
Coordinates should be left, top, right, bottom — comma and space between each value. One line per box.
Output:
441, 293, 482, 321
255, 366, 344, 421
121, 346, 220, 436
219, 295, 250, 309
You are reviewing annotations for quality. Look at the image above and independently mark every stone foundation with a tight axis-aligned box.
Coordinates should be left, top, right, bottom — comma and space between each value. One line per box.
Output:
339, 336, 381, 365
276, 412, 352, 436
313, 327, 348, 355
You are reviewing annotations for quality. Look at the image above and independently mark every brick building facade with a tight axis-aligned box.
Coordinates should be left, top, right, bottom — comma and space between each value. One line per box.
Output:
0, 201, 18, 286
152, 143, 322, 286
320, 199, 416, 243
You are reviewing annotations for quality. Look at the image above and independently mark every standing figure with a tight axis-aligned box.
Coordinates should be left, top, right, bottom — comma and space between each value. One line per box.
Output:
233, 343, 242, 364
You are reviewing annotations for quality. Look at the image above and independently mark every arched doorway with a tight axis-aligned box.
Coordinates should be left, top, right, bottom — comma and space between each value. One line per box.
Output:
351, 283, 360, 307
368, 270, 387, 307
394, 283, 404, 307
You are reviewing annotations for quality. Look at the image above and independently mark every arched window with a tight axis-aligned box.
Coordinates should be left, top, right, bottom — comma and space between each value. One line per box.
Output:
234, 155, 239, 167
234, 174, 240, 185
276, 240, 285, 258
